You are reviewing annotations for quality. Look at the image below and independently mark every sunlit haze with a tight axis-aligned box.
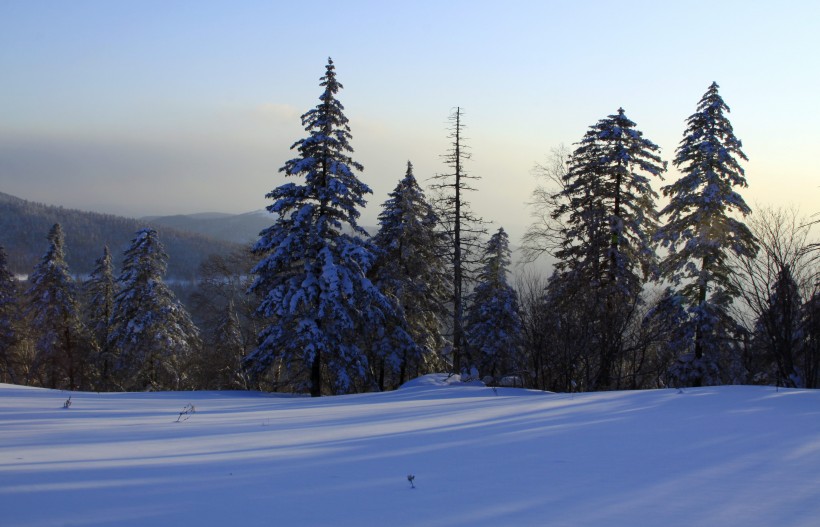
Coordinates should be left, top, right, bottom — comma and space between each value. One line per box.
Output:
1, 1, 818, 245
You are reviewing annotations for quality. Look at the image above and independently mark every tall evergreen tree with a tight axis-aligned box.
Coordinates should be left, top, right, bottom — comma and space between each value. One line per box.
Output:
26, 224, 88, 389
430, 107, 485, 373
550, 108, 665, 389
85, 245, 117, 389
656, 82, 758, 386
0, 246, 21, 384
371, 161, 450, 388
554, 108, 665, 294
246, 58, 411, 396
108, 228, 199, 391
201, 300, 248, 390
465, 227, 522, 379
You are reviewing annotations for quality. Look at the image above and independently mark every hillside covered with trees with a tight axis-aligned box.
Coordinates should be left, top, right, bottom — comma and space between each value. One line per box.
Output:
0, 191, 243, 279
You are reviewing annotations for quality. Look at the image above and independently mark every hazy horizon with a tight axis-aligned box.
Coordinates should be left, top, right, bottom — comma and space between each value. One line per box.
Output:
2, 1, 819, 245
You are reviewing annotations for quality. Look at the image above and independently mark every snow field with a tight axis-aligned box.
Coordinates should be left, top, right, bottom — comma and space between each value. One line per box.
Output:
2, 377, 820, 526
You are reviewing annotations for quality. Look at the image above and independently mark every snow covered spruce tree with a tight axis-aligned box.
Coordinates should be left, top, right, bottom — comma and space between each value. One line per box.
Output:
108, 228, 199, 391
246, 58, 413, 396
549, 108, 665, 390
0, 246, 22, 384
656, 82, 758, 387
430, 107, 486, 374
26, 224, 90, 390
465, 227, 522, 380
85, 246, 117, 390
370, 161, 451, 389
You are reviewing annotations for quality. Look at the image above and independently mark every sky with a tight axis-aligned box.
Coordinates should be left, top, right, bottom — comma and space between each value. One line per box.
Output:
1, 0, 818, 245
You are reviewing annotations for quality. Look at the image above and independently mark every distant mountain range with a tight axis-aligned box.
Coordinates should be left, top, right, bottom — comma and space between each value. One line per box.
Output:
142, 210, 272, 245
0, 192, 265, 279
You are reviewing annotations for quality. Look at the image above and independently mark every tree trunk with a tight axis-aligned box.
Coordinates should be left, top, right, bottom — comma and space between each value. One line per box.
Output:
452, 108, 463, 374
310, 347, 322, 397
692, 259, 708, 388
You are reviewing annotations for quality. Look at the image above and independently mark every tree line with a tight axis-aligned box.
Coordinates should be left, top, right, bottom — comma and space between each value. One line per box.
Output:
520, 84, 820, 391
1, 60, 817, 394
0, 226, 198, 390
0, 191, 240, 280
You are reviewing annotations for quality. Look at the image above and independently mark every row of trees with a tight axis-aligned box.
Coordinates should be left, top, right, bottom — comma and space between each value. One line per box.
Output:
242, 59, 520, 394
0, 191, 238, 280
0, 225, 201, 391
519, 84, 820, 391
1, 60, 817, 394
0, 59, 520, 394
242, 61, 819, 394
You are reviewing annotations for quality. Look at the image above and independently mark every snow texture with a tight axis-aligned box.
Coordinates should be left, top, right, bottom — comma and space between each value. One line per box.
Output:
2, 379, 819, 526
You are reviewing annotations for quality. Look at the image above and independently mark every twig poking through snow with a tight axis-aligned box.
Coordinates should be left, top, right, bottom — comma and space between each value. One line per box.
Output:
176, 403, 195, 422
407, 474, 415, 488
63, 396, 71, 409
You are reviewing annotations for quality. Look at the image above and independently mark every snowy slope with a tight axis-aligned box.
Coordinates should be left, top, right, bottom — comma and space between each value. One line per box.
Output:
1, 377, 819, 527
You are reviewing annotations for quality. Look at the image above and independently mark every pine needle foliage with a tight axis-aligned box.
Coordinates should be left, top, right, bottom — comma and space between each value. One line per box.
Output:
246, 58, 413, 396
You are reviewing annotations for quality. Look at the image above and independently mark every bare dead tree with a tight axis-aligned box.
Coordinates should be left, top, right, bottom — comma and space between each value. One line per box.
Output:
430, 107, 486, 374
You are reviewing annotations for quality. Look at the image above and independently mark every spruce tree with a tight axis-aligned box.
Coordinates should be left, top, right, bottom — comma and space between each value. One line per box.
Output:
465, 227, 522, 379
0, 246, 21, 384
26, 224, 88, 389
85, 246, 117, 390
657, 82, 758, 386
109, 228, 199, 391
551, 108, 665, 389
371, 161, 450, 388
203, 300, 247, 390
246, 58, 411, 396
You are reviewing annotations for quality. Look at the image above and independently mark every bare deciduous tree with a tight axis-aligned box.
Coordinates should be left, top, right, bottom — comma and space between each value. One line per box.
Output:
731, 206, 819, 386
521, 144, 570, 263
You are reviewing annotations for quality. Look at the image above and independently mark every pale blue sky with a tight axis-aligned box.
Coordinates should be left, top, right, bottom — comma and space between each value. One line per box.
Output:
1, 0, 818, 242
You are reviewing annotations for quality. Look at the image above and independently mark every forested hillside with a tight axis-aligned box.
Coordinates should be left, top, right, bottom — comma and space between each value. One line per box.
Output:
0, 192, 244, 278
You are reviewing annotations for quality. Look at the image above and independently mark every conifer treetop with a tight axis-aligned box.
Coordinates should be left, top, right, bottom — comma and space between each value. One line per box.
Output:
273, 57, 369, 237
657, 82, 758, 291
118, 228, 168, 285
27, 223, 74, 299
479, 227, 512, 285
664, 81, 751, 218
553, 108, 665, 287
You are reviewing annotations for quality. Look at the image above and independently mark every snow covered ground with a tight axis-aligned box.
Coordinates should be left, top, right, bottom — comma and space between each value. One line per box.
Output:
2, 375, 819, 527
